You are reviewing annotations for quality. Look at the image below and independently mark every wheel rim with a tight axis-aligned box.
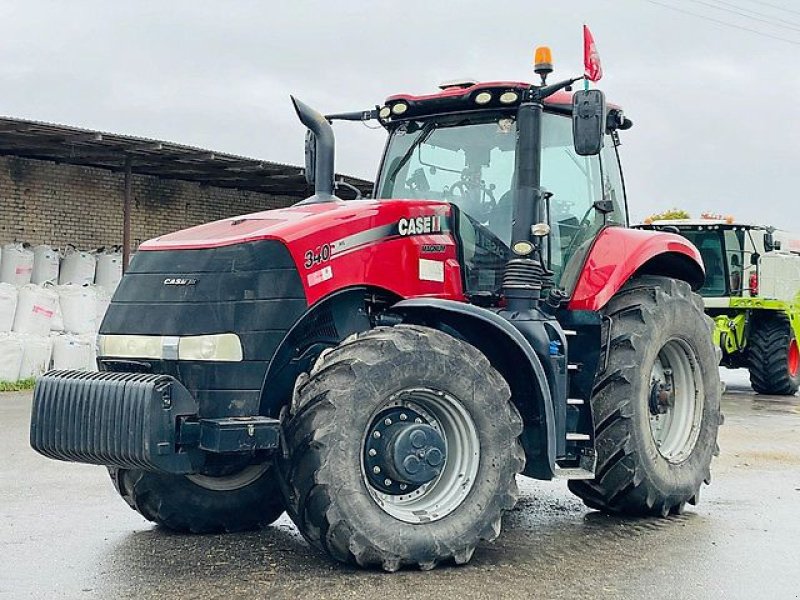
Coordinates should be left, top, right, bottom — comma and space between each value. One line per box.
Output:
360, 387, 480, 524
788, 339, 799, 378
648, 338, 704, 464
187, 463, 270, 491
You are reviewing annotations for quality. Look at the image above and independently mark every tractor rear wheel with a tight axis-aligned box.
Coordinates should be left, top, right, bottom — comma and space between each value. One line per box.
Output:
569, 276, 721, 516
109, 464, 285, 533
747, 313, 800, 396
277, 325, 524, 571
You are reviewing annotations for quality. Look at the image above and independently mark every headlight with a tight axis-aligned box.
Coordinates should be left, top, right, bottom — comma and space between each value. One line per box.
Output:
179, 334, 242, 361
391, 102, 408, 115
98, 333, 243, 362
99, 334, 164, 359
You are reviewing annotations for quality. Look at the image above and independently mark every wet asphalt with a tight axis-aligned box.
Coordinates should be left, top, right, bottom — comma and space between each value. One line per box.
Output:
1, 369, 798, 600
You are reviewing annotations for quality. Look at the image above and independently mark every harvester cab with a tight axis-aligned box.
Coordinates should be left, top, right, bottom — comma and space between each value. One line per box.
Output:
638, 217, 800, 395
29, 43, 722, 571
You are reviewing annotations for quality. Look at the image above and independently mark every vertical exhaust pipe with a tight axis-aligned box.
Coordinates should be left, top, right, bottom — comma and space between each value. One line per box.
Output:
291, 96, 336, 200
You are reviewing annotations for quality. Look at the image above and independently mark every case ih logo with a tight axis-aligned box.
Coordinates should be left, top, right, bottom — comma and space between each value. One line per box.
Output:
398, 215, 443, 236
163, 277, 198, 286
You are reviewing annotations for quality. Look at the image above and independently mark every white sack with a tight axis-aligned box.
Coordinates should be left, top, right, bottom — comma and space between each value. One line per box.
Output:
57, 284, 97, 335
13, 284, 58, 336
95, 250, 123, 294
59, 248, 96, 286
0, 283, 18, 332
0, 333, 24, 381
18, 334, 52, 379
52, 333, 96, 371
31, 245, 60, 284
0, 243, 34, 286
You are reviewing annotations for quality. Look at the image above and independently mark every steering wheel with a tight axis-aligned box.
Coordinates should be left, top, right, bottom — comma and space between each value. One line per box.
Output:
446, 176, 497, 223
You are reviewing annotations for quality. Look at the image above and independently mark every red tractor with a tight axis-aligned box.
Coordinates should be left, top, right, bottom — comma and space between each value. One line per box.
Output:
30, 49, 720, 571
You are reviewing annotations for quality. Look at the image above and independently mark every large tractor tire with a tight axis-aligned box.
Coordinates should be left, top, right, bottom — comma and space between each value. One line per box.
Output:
747, 313, 800, 396
569, 276, 721, 516
277, 325, 524, 571
109, 464, 285, 533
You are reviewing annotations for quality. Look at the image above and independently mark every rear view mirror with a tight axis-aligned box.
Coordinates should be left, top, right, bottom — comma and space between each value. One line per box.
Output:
572, 89, 606, 156
304, 130, 316, 186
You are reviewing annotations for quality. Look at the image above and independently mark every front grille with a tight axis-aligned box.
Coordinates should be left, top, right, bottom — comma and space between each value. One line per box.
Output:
99, 240, 307, 416
30, 370, 199, 473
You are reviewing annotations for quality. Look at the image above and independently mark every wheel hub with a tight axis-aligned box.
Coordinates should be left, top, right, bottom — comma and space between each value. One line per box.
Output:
649, 369, 675, 415
363, 407, 446, 495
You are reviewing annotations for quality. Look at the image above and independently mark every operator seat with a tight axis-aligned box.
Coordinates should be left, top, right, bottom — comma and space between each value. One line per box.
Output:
488, 190, 514, 246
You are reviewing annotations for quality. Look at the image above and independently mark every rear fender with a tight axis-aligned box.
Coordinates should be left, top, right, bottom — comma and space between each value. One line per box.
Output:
392, 298, 557, 480
568, 227, 705, 312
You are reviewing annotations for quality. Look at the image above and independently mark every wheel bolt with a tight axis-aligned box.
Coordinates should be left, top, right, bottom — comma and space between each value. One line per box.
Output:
400, 413, 407, 421
373, 431, 381, 439
368, 448, 377, 457
373, 466, 381, 474
384, 418, 392, 426
415, 417, 423, 424
400, 484, 407, 490
384, 478, 392, 486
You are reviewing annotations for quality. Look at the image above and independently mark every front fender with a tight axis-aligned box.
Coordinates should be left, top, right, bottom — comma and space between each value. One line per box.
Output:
568, 227, 705, 312
392, 298, 557, 480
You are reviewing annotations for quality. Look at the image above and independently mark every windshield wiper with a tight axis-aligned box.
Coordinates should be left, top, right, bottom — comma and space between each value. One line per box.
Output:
386, 122, 436, 184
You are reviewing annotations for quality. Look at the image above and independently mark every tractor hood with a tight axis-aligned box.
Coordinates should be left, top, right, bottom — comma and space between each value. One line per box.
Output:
139, 199, 448, 251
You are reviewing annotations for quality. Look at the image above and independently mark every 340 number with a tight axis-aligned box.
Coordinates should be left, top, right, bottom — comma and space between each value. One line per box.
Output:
304, 244, 331, 269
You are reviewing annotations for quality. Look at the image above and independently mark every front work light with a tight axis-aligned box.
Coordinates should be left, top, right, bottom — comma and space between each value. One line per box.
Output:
475, 91, 493, 105
391, 102, 408, 115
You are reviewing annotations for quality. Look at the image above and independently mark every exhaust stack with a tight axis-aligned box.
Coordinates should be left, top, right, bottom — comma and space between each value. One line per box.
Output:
291, 96, 336, 201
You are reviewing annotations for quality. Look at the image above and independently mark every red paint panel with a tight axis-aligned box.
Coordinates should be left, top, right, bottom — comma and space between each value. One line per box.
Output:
139, 199, 465, 305
567, 227, 704, 312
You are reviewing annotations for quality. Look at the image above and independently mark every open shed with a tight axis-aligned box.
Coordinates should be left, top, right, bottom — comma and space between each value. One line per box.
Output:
0, 116, 373, 269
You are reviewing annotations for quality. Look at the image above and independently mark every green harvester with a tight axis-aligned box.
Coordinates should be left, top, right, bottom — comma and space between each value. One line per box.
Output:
637, 219, 800, 395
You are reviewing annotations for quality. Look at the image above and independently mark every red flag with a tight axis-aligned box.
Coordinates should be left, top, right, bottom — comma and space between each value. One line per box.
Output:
583, 25, 603, 82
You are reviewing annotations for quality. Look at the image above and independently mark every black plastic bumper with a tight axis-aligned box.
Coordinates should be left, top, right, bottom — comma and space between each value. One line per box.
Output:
30, 370, 281, 475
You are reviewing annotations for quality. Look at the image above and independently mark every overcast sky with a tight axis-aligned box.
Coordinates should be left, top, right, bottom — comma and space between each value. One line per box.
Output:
0, 0, 797, 227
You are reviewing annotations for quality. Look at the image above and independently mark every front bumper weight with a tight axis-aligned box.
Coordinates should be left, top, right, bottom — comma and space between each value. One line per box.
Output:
30, 370, 202, 474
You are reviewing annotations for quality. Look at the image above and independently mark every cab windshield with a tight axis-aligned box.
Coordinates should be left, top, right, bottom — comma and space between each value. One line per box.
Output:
376, 111, 628, 288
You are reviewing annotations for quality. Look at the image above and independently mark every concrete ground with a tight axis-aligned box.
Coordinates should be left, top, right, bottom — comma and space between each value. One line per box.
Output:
1, 369, 798, 600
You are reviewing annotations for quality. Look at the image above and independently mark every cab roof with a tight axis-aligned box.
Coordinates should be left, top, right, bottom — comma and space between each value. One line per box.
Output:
642, 219, 764, 229
382, 81, 621, 121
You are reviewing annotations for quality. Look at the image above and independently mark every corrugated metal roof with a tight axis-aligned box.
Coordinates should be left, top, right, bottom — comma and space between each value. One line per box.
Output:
0, 116, 372, 199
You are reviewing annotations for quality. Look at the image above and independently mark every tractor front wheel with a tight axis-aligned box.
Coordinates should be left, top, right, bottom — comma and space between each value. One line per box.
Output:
277, 325, 524, 571
109, 463, 285, 533
747, 313, 800, 396
569, 276, 721, 516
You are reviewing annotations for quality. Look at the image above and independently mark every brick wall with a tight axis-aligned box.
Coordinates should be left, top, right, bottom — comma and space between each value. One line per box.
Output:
0, 155, 299, 250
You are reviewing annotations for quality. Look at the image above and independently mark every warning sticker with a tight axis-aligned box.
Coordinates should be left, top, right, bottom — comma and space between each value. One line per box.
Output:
419, 259, 444, 283
307, 266, 333, 287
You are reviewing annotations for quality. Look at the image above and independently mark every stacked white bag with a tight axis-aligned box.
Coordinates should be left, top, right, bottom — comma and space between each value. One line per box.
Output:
31, 245, 60, 284
60, 247, 96, 285
0, 333, 24, 381
58, 284, 97, 335
13, 284, 58, 335
18, 334, 52, 379
52, 334, 95, 371
0, 243, 34, 286
0, 283, 17, 332
95, 248, 123, 294
0, 242, 119, 381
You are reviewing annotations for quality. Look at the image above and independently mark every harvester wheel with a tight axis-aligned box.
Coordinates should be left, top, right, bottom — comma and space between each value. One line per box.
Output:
108, 464, 285, 533
569, 275, 721, 516
277, 325, 524, 571
747, 313, 800, 396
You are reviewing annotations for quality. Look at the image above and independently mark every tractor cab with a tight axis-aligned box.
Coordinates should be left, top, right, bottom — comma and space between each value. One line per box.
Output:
374, 82, 630, 293
637, 219, 771, 301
